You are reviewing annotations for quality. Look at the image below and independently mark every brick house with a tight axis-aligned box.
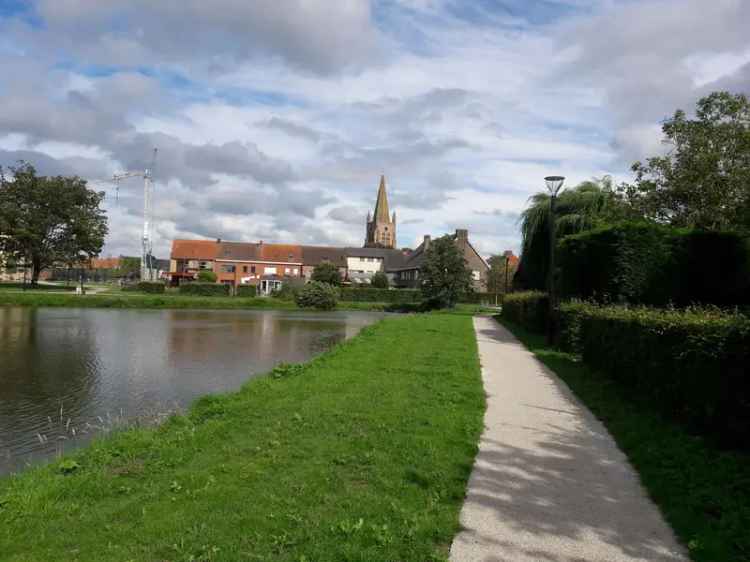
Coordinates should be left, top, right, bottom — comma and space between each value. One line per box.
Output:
213, 241, 303, 294
168, 239, 220, 284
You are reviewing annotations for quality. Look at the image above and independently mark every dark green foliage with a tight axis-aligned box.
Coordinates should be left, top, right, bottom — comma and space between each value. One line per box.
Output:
500, 318, 750, 562
136, 282, 165, 294
420, 235, 473, 309
0, 163, 108, 284
370, 271, 389, 289
178, 283, 230, 297
196, 270, 217, 283
557, 302, 750, 447
501, 291, 549, 333
310, 261, 342, 286
339, 287, 421, 303
295, 281, 338, 310
460, 292, 498, 304
0, 283, 75, 292
235, 284, 257, 298
558, 222, 750, 306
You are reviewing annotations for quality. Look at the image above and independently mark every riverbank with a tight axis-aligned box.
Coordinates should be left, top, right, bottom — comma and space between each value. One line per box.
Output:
499, 317, 750, 562
0, 314, 485, 561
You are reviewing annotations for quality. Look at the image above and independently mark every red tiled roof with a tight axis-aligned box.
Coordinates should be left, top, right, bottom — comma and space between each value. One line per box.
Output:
260, 243, 303, 263
171, 239, 219, 260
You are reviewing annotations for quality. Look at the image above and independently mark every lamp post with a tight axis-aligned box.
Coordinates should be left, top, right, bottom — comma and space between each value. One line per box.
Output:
544, 175, 565, 345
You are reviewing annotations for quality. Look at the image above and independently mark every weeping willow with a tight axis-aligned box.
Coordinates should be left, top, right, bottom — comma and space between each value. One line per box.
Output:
517, 176, 624, 289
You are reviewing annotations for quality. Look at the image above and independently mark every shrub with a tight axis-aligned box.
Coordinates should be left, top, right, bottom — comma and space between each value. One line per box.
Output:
557, 302, 750, 447
370, 271, 389, 289
296, 281, 338, 310
136, 281, 165, 294
339, 287, 421, 303
271, 278, 305, 301
310, 262, 342, 286
420, 235, 473, 309
196, 270, 217, 283
179, 283, 230, 297
460, 292, 497, 304
501, 291, 549, 334
558, 222, 750, 306
236, 284, 257, 298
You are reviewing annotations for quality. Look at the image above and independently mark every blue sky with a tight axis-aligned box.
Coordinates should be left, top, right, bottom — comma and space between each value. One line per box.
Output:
0, 0, 749, 257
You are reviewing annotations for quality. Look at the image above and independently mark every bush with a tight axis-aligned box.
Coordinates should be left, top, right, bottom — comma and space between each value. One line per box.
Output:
295, 281, 338, 310
271, 278, 305, 301
558, 222, 750, 306
370, 271, 389, 289
236, 284, 257, 298
196, 270, 217, 283
339, 287, 421, 303
136, 281, 165, 294
179, 283, 230, 297
310, 262, 342, 286
555, 303, 750, 447
460, 292, 496, 304
501, 291, 549, 334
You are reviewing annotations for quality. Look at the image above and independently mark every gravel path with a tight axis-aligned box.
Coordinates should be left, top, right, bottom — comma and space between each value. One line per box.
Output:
450, 316, 689, 562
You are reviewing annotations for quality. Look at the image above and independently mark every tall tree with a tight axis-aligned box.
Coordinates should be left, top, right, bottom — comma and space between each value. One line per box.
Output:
420, 235, 473, 309
626, 91, 750, 232
486, 254, 518, 298
0, 163, 108, 284
517, 177, 627, 290
310, 261, 342, 286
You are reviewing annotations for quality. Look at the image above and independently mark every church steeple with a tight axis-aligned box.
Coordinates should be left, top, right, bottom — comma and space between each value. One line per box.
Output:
364, 175, 396, 249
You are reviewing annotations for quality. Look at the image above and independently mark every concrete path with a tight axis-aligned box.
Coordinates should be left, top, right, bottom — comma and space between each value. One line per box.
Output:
450, 317, 688, 562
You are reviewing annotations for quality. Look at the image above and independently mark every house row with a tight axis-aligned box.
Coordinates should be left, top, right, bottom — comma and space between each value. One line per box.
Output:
169, 228, 490, 294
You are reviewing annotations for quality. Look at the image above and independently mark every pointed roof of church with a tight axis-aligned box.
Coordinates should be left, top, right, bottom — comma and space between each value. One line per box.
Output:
373, 174, 391, 223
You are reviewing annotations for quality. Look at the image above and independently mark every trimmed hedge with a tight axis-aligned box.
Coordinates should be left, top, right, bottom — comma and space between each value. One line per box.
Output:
179, 283, 230, 297
558, 222, 750, 306
558, 302, 750, 447
236, 284, 257, 298
136, 281, 165, 294
339, 288, 421, 303
460, 292, 498, 304
501, 291, 549, 333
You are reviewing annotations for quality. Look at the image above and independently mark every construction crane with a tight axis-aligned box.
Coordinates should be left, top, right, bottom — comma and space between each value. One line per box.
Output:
113, 148, 158, 282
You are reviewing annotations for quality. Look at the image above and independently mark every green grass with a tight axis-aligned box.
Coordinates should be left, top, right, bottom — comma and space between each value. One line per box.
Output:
0, 314, 485, 562
499, 317, 750, 562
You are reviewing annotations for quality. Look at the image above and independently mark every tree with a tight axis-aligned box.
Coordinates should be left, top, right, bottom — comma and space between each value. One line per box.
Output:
370, 271, 389, 289
0, 163, 108, 285
115, 256, 141, 280
419, 235, 473, 309
197, 270, 217, 283
517, 177, 627, 290
625, 91, 750, 233
486, 254, 518, 299
310, 261, 341, 286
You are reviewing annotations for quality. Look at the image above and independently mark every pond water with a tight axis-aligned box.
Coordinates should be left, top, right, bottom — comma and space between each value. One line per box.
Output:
0, 307, 382, 474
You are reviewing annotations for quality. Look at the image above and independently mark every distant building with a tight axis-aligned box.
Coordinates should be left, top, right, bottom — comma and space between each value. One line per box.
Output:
364, 175, 397, 249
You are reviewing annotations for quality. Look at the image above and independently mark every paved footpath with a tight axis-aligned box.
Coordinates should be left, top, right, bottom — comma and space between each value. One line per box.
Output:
450, 317, 688, 562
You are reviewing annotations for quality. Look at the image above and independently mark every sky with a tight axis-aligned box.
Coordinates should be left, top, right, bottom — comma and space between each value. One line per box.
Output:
0, 0, 749, 258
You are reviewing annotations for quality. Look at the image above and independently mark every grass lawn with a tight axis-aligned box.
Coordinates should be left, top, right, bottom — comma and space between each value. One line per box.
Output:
499, 317, 750, 562
0, 314, 485, 562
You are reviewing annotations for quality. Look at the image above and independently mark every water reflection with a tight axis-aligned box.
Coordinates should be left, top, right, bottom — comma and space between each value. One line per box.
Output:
0, 307, 381, 474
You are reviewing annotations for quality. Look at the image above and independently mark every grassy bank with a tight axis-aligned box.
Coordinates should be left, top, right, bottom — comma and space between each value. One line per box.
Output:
0, 314, 485, 562
499, 317, 750, 562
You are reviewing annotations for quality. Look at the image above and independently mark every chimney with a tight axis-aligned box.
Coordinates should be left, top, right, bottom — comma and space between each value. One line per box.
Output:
423, 235, 431, 250
216, 238, 222, 244
455, 229, 468, 241
259, 240, 263, 245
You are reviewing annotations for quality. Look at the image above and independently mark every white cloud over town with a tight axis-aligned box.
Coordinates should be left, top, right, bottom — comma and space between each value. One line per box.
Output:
0, 0, 748, 258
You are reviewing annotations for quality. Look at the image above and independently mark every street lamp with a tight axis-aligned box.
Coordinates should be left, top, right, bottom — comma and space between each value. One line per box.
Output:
544, 175, 565, 345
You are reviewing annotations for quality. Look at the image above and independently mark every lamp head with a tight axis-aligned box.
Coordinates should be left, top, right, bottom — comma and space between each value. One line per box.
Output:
544, 175, 565, 195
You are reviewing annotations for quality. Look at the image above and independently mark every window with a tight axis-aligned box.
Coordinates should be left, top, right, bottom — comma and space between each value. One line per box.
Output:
242, 266, 248, 273
284, 268, 291, 275
472, 270, 480, 281
265, 266, 276, 275
198, 261, 210, 270
293, 268, 299, 275
221, 264, 235, 273
251, 265, 256, 274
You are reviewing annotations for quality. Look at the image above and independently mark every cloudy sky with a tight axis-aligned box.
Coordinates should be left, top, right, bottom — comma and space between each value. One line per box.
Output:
1, 0, 749, 258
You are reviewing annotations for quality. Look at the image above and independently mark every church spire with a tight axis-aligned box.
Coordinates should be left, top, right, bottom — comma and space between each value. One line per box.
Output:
373, 174, 390, 223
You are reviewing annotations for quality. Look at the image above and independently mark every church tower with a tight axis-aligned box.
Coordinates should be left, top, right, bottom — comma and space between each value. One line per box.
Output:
364, 175, 396, 248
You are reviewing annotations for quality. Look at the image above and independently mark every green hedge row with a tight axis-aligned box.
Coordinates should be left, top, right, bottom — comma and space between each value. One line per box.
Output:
560, 303, 750, 446
236, 285, 257, 298
501, 291, 549, 333
339, 287, 421, 303
460, 292, 498, 304
558, 222, 750, 306
179, 283, 230, 297
136, 282, 165, 294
